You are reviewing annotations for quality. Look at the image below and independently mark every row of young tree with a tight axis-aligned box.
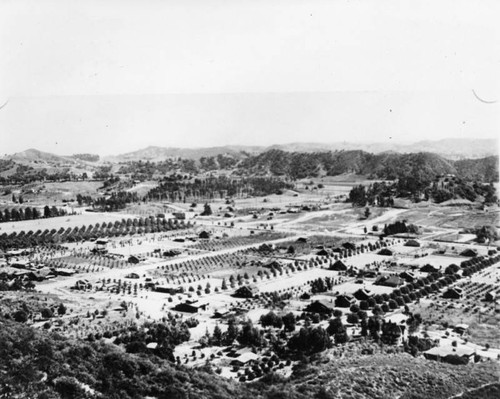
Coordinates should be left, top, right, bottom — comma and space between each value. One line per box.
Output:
0, 216, 191, 250
0, 205, 67, 223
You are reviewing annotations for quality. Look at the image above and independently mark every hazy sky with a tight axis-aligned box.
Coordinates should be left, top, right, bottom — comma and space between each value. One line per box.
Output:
1, 0, 499, 155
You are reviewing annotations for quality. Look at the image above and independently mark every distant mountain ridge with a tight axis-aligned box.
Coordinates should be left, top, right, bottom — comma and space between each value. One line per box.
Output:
268, 138, 498, 160
107, 138, 497, 162
3, 138, 496, 163
3, 149, 100, 164
103, 145, 262, 163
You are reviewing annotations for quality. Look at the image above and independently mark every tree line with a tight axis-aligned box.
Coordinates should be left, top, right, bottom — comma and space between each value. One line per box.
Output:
148, 175, 294, 202
0, 205, 67, 223
0, 216, 191, 250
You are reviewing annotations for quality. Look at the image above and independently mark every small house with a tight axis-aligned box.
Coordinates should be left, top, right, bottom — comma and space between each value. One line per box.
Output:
263, 260, 282, 269
460, 248, 478, 257
377, 248, 393, 256
128, 255, 147, 264
424, 345, 475, 364
353, 288, 372, 301
400, 271, 416, 283
174, 300, 208, 313
234, 284, 259, 298
420, 264, 439, 273
485, 291, 497, 302
163, 249, 181, 257
454, 323, 469, 335
54, 268, 76, 277
73, 279, 92, 290
305, 300, 335, 314
362, 271, 377, 278
155, 285, 183, 295
125, 272, 140, 279
442, 287, 463, 299
10, 260, 31, 269
330, 260, 348, 271
375, 275, 404, 287
199, 231, 211, 239
335, 295, 355, 308
230, 352, 259, 366
213, 310, 232, 319
28, 268, 54, 281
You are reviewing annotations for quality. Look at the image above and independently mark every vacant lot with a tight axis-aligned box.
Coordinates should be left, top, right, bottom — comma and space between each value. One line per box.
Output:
401, 206, 499, 230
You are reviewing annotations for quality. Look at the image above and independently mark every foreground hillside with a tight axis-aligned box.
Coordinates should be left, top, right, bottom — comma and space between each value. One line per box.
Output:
1, 316, 498, 399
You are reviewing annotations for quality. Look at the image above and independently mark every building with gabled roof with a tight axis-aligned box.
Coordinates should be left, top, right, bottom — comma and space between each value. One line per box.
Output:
234, 284, 259, 298
128, 255, 147, 264
460, 248, 478, 257
305, 300, 335, 314
353, 288, 372, 301
335, 295, 355, 308
378, 248, 394, 256
375, 275, 404, 287
420, 264, 439, 273
443, 287, 463, 299
174, 300, 208, 313
330, 260, 348, 271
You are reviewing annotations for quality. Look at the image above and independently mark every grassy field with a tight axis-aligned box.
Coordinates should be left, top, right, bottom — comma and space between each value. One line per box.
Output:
401, 206, 499, 230
15, 181, 104, 205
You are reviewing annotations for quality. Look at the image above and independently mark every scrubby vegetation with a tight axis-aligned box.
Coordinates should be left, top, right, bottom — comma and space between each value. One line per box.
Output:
1, 315, 498, 399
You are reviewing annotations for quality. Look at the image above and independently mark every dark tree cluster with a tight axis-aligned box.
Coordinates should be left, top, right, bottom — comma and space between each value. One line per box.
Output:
148, 175, 293, 202
0, 205, 66, 223
383, 220, 419, 236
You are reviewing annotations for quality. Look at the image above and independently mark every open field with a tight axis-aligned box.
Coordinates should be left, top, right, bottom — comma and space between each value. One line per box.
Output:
3, 181, 104, 205
400, 206, 499, 230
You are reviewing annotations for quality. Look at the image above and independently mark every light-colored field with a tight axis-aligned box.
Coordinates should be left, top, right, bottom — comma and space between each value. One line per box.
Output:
12, 181, 103, 205
401, 206, 499, 230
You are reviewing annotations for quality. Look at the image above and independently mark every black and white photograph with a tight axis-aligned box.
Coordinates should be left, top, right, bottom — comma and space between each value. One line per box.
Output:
0, 1, 499, 398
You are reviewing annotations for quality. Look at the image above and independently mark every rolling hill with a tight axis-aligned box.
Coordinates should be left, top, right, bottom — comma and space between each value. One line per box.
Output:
107, 138, 497, 162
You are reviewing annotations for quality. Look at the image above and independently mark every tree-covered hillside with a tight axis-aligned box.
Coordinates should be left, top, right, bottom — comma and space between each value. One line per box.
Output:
237, 150, 497, 183
1, 315, 499, 399
2, 149, 497, 186
455, 156, 499, 183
